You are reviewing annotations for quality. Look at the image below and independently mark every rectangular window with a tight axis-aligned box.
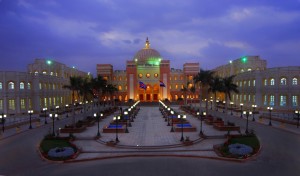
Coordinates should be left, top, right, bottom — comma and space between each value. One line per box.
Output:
244, 95, 246, 101
20, 99, 26, 110
248, 95, 251, 102
263, 95, 267, 105
253, 80, 256, 87
292, 96, 298, 106
53, 97, 56, 106
28, 98, 32, 109
44, 98, 47, 107
8, 99, 15, 110
0, 82, 2, 90
280, 95, 286, 106
49, 97, 52, 106
253, 95, 256, 103
248, 81, 251, 86
270, 95, 275, 106
39, 83, 42, 90
264, 79, 267, 86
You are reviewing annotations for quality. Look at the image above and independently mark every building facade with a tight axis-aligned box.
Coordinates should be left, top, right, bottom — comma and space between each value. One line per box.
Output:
97, 38, 200, 102
213, 56, 300, 111
0, 59, 88, 115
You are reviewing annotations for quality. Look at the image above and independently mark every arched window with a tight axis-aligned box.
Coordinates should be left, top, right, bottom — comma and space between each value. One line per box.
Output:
264, 79, 267, 86
118, 85, 122, 91
27, 83, 31, 90
280, 78, 287, 85
34, 71, 38, 75
42, 71, 47, 75
292, 78, 298, 85
8, 82, 14, 90
20, 82, 25, 90
270, 78, 275, 86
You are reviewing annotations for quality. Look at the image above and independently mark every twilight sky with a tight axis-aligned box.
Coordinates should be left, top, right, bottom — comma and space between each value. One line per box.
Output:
0, 0, 300, 75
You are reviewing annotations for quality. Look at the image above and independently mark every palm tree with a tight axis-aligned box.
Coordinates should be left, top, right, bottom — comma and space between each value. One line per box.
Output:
194, 69, 215, 109
91, 75, 107, 105
208, 76, 223, 112
63, 76, 83, 127
222, 75, 239, 113
103, 84, 118, 106
79, 77, 93, 115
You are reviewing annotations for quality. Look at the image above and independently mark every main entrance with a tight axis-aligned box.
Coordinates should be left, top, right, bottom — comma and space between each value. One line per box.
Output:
138, 84, 160, 102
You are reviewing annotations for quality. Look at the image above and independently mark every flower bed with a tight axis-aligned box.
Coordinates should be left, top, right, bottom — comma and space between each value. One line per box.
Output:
40, 136, 78, 161
215, 134, 260, 159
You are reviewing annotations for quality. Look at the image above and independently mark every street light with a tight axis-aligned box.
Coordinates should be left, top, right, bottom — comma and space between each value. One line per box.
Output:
267, 106, 273, 126
170, 110, 174, 132
65, 104, 69, 117
252, 105, 257, 121
223, 101, 226, 113
178, 114, 186, 141
230, 102, 234, 115
197, 111, 205, 136
167, 108, 171, 126
113, 116, 121, 142
243, 110, 252, 134
43, 108, 48, 124
93, 113, 101, 137
210, 99, 213, 110
28, 110, 33, 129
295, 110, 300, 128
55, 106, 59, 120
0, 113, 7, 132
216, 100, 219, 111
124, 111, 129, 133
240, 103, 244, 118
49, 113, 58, 136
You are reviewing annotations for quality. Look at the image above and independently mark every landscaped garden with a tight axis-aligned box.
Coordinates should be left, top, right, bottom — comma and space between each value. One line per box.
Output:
215, 134, 260, 159
39, 135, 78, 161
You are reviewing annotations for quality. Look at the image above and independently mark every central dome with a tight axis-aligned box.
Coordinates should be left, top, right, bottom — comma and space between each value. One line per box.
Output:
133, 38, 162, 64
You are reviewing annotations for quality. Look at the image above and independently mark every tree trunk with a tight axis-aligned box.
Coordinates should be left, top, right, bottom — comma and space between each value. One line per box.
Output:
72, 90, 75, 127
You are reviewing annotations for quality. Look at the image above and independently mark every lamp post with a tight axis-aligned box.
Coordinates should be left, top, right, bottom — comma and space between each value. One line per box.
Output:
128, 108, 132, 126
49, 113, 57, 136
55, 106, 59, 120
252, 105, 257, 121
230, 102, 234, 115
170, 110, 174, 132
267, 106, 273, 126
178, 114, 186, 141
240, 103, 244, 118
210, 99, 213, 110
113, 116, 120, 142
0, 113, 7, 132
197, 111, 205, 136
28, 110, 33, 129
223, 101, 226, 113
243, 110, 252, 134
124, 111, 129, 133
167, 108, 171, 126
295, 110, 300, 128
65, 104, 69, 117
216, 100, 219, 111
43, 108, 48, 124
93, 113, 101, 137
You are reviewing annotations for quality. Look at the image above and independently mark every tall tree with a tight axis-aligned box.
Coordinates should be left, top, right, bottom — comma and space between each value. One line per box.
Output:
63, 76, 83, 126
193, 69, 215, 110
222, 75, 239, 113
91, 75, 107, 104
208, 76, 223, 112
79, 77, 93, 115
103, 84, 118, 106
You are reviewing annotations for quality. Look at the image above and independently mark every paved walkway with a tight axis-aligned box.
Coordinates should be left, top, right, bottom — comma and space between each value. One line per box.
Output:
69, 106, 232, 161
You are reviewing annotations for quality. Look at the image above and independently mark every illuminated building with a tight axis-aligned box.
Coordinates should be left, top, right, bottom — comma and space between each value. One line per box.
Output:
97, 38, 200, 102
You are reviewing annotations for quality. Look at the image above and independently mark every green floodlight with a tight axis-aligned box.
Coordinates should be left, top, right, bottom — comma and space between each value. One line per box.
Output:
46, 60, 52, 65
241, 57, 247, 63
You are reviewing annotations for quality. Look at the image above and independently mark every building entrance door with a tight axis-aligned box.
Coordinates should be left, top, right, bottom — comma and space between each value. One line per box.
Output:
153, 94, 158, 101
139, 94, 144, 101
146, 94, 151, 101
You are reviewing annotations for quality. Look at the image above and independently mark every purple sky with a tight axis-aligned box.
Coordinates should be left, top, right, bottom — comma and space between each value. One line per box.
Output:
0, 0, 300, 75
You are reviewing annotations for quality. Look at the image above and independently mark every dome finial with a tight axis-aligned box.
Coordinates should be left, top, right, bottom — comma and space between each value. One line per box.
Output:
145, 37, 150, 49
